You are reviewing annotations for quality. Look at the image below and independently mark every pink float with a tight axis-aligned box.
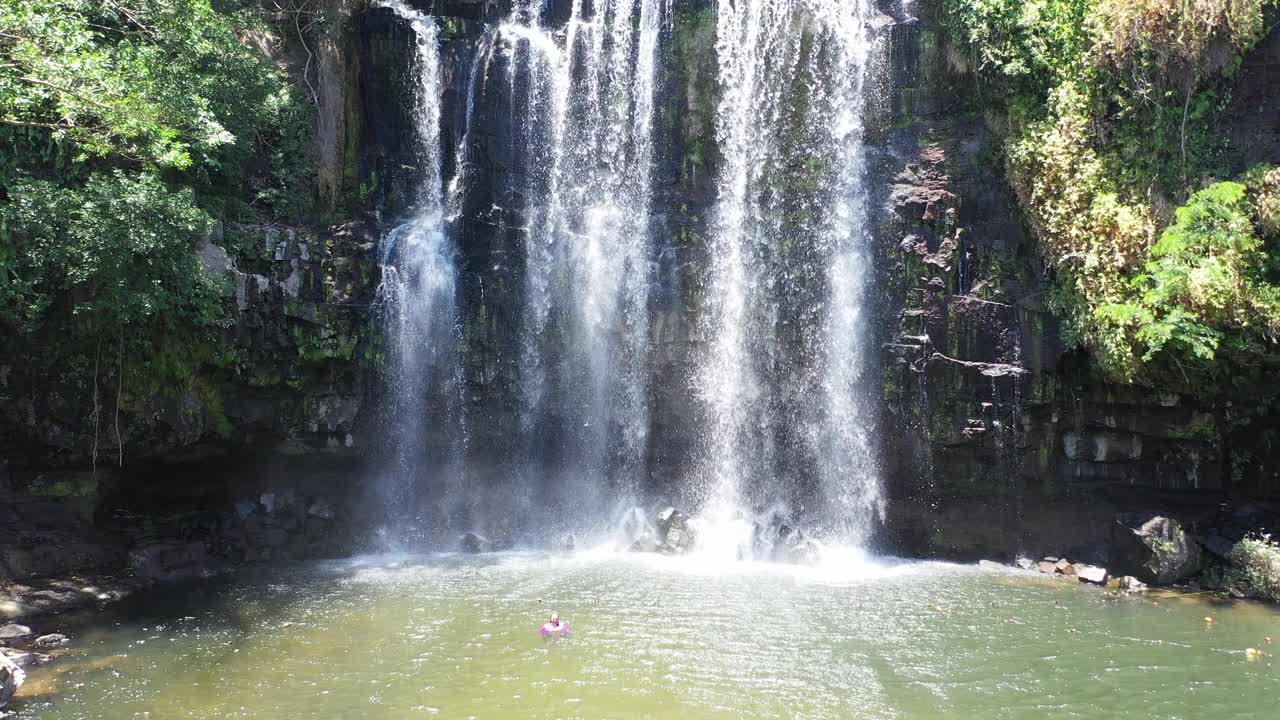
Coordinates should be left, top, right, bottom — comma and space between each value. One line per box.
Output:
540, 620, 568, 637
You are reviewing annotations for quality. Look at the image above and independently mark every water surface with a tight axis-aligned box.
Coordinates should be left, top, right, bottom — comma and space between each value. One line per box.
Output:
16, 553, 1278, 719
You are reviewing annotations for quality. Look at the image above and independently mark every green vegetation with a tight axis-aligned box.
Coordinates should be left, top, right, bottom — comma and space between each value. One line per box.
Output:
0, 1, 316, 385
1226, 534, 1280, 601
940, 0, 1280, 389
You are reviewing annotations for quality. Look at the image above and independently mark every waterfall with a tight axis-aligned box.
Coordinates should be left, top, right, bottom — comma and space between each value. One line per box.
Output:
694, 0, 884, 551
500, 0, 668, 532
373, 0, 464, 544
368, 0, 883, 553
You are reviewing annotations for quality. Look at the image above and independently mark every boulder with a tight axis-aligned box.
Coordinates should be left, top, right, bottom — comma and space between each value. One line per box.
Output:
1054, 558, 1071, 572
660, 526, 695, 555
1110, 513, 1203, 585
1015, 557, 1036, 571
1074, 564, 1109, 585
654, 508, 695, 554
1, 651, 24, 710
459, 532, 491, 554
655, 507, 687, 536
1106, 575, 1148, 594
32, 633, 68, 649
1037, 560, 1057, 574
128, 542, 214, 581
0, 649, 44, 669
0, 625, 31, 641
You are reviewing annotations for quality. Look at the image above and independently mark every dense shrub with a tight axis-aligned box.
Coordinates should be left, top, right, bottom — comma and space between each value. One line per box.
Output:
941, 0, 1280, 388
0, 0, 316, 385
0, 171, 219, 339
1226, 534, 1280, 601
1091, 0, 1269, 88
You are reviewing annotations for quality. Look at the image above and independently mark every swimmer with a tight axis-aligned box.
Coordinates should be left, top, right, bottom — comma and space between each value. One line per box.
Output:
540, 612, 568, 637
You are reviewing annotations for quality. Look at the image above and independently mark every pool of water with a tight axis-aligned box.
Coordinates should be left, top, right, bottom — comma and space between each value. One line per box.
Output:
12, 552, 1278, 719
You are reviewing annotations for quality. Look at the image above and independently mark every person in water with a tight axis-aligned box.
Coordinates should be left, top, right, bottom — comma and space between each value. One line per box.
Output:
540, 612, 568, 637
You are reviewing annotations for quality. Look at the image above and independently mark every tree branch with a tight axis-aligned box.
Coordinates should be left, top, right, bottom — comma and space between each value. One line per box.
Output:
19, 75, 114, 111
0, 117, 65, 130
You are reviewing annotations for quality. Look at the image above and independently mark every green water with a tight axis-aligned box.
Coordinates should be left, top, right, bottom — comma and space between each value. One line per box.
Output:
14, 552, 1278, 719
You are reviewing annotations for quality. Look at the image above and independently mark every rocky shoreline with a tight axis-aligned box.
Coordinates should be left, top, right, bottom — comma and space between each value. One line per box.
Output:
1, 484, 359, 713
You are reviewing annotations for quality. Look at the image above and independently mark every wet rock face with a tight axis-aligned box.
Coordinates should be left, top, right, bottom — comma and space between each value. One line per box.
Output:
1110, 513, 1203, 585
0, 219, 377, 479
0, 478, 355, 592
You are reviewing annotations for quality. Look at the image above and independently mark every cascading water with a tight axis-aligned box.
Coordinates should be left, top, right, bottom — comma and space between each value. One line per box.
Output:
499, 0, 667, 534
693, 0, 884, 555
373, 0, 465, 545
370, 0, 883, 555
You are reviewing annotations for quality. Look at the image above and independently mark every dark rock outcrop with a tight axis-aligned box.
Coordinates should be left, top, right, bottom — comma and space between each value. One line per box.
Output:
1110, 513, 1203, 585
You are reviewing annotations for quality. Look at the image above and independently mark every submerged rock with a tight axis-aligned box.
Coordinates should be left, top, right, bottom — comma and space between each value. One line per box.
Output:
1110, 513, 1203, 585
1015, 557, 1036, 571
